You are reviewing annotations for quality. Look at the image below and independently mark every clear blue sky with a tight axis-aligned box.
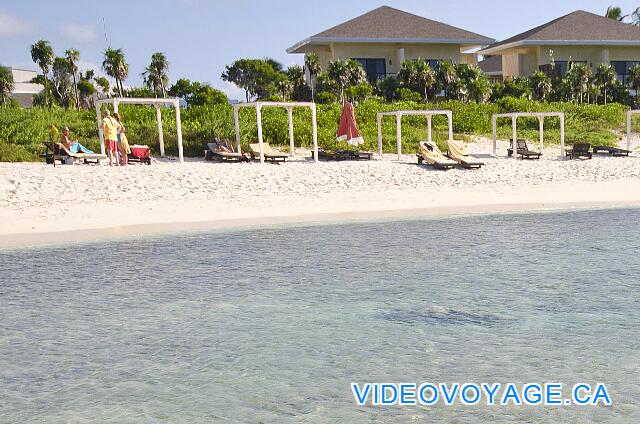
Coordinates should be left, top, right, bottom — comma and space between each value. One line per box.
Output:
0, 0, 637, 100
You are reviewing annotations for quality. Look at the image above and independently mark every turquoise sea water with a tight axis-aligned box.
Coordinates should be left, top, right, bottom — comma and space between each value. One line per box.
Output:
1, 208, 639, 422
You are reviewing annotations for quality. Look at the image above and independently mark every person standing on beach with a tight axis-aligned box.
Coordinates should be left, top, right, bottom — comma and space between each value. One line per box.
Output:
113, 112, 130, 166
101, 110, 119, 166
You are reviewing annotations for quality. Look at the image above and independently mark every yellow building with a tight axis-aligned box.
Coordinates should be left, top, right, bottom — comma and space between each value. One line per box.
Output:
287, 6, 493, 82
479, 10, 640, 83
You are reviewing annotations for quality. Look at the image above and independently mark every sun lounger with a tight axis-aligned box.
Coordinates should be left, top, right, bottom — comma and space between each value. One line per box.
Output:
205, 139, 249, 162
565, 142, 592, 159
592, 145, 631, 156
507, 139, 541, 160
129, 145, 151, 165
43, 141, 106, 165
446, 139, 484, 169
417, 141, 457, 170
249, 143, 288, 163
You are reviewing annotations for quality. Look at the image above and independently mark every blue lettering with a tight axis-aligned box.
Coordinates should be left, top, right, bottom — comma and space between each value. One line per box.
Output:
501, 384, 522, 405
545, 383, 563, 405
381, 384, 398, 405
418, 383, 438, 405
373, 383, 379, 405
482, 383, 500, 405
523, 384, 542, 405
461, 384, 480, 405
351, 383, 371, 405
592, 384, 612, 406
573, 384, 591, 405
399, 384, 416, 405
440, 383, 459, 405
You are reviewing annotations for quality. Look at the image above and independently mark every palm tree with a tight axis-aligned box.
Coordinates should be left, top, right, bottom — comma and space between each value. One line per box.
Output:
142, 52, 170, 97
65, 48, 80, 109
463, 65, 491, 103
304, 53, 321, 101
528, 71, 552, 101
565, 63, 592, 103
0, 65, 14, 106
327, 60, 368, 102
594, 63, 618, 104
30, 39, 54, 105
628, 64, 640, 105
274, 74, 292, 100
397, 59, 436, 100
629, 7, 640, 25
605, 6, 626, 21
436, 60, 458, 99
102, 47, 128, 96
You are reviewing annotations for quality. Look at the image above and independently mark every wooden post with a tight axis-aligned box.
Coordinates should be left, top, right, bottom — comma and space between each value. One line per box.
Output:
95, 98, 105, 155
427, 115, 432, 142
287, 107, 295, 157
492, 115, 497, 155
539, 116, 544, 153
396, 113, 402, 160
156, 105, 165, 157
377, 113, 383, 156
311, 104, 318, 163
234, 105, 241, 153
560, 113, 565, 158
627, 111, 632, 151
447, 111, 453, 141
256, 103, 264, 163
175, 102, 184, 163
511, 115, 517, 158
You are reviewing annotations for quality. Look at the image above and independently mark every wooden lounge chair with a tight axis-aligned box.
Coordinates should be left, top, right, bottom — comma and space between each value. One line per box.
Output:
446, 139, 484, 169
508, 139, 541, 160
417, 141, 457, 170
205, 139, 249, 162
43, 141, 106, 165
592, 145, 631, 156
249, 143, 288, 163
565, 142, 592, 159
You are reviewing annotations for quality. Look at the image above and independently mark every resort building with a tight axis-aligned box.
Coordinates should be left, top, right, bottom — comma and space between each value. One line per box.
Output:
479, 10, 640, 83
287, 6, 494, 83
6, 68, 44, 108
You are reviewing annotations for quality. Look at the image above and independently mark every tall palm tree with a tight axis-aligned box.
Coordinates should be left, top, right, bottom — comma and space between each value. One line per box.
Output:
30, 40, 55, 105
528, 71, 552, 101
630, 7, 640, 25
628, 64, 640, 105
436, 60, 458, 99
102, 47, 128, 96
304, 53, 321, 101
65, 48, 80, 109
142, 52, 170, 97
605, 6, 626, 21
0, 65, 15, 106
594, 63, 618, 104
398, 59, 436, 100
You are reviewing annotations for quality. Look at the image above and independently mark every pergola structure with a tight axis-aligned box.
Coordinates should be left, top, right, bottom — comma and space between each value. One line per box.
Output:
233, 101, 318, 163
376, 110, 453, 160
95, 96, 184, 163
625, 110, 639, 151
492, 112, 565, 157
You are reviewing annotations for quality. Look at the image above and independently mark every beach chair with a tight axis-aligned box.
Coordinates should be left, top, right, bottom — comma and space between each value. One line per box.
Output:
565, 142, 592, 159
417, 141, 457, 170
205, 139, 249, 162
592, 145, 631, 157
446, 139, 484, 169
249, 143, 288, 163
508, 139, 541, 160
43, 141, 106, 165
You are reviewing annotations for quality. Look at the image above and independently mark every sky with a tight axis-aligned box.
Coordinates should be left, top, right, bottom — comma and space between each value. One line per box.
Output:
1, 0, 638, 100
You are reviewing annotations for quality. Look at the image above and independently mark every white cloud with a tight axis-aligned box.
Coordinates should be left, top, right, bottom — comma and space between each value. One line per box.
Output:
0, 11, 32, 37
77, 60, 108, 79
60, 23, 97, 43
215, 81, 246, 101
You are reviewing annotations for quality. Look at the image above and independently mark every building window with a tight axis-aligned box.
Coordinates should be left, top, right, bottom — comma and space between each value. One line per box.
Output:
610, 61, 640, 85
352, 58, 387, 82
539, 61, 586, 77
425, 59, 441, 69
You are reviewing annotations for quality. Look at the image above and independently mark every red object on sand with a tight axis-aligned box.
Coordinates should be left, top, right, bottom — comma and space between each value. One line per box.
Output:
336, 101, 364, 146
130, 146, 150, 159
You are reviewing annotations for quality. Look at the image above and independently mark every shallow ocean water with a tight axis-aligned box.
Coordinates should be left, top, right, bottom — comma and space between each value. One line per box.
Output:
1, 208, 639, 422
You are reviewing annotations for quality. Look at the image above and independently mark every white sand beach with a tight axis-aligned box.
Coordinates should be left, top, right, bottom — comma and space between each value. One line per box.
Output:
1, 137, 639, 248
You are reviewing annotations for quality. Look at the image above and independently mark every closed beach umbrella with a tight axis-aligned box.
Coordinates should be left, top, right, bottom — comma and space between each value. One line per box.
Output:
336, 101, 364, 146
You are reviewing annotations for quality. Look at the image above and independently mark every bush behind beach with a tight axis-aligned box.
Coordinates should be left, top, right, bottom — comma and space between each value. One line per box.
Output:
0, 98, 628, 161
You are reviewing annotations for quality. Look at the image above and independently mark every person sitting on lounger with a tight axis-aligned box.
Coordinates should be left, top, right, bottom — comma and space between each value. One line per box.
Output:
60, 127, 94, 154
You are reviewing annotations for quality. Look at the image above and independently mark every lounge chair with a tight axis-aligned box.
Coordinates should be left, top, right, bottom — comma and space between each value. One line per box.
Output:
565, 142, 592, 159
446, 139, 484, 169
128, 145, 152, 165
592, 145, 631, 156
43, 141, 106, 165
507, 139, 541, 160
417, 141, 457, 170
205, 139, 249, 162
249, 143, 288, 163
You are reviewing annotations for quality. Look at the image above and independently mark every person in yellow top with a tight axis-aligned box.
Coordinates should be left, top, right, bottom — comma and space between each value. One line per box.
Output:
113, 112, 131, 166
101, 110, 120, 166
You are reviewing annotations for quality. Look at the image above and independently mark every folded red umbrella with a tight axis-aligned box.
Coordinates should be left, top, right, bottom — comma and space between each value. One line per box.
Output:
336, 101, 364, 146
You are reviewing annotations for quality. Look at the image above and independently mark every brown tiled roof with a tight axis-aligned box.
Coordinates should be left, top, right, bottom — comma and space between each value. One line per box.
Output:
484, 10, 640, 52
288, 6, 494, 53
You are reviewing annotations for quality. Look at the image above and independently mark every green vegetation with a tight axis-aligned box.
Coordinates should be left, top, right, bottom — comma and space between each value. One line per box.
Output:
0, 98, 629, 162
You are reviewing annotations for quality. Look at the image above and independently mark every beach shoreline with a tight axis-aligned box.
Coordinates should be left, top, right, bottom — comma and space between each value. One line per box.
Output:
2, 138, 639, 249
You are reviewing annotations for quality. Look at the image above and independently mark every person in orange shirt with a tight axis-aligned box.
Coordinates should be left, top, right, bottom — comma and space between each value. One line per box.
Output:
101, 110, 120, 166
